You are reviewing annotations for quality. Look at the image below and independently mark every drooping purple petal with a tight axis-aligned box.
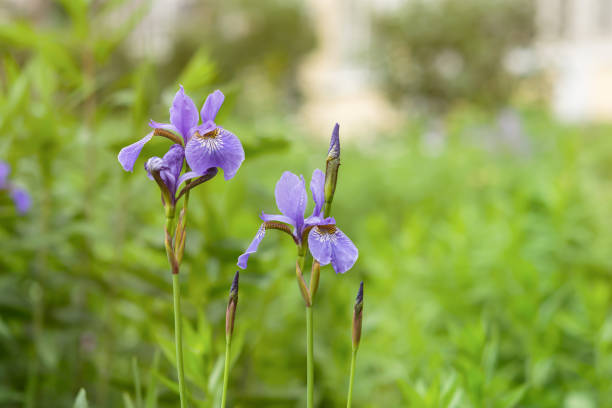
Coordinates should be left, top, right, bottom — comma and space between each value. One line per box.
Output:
148, 119, 178, 134
274, 172, 307, 232
328, 227, 358, 274
307, 226, 333, 266
201, 90, 225, 123
118, 132, 153, 172
310, 168, 325, 218
170, 85, 199, 140
177, 171, 200, 188
237, 224, 266, 269
308, 225, 358, 274
260, 211, 297, 228
184, 128, 245, 180
0, 161, 10, 189
10, 187, 31, 214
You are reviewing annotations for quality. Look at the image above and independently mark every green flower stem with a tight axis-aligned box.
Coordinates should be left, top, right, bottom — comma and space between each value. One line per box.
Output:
346, 348, 357, 408
221, 337, 231, 408
172, 274, 187, 408
306, 306, 314, 408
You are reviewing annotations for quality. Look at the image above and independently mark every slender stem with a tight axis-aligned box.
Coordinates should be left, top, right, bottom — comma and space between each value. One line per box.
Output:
172, 274, 187, 408
306, 306, 314, 408
221, 337, 231, 408
132, 357, 143, 408
346, 348, 357, 408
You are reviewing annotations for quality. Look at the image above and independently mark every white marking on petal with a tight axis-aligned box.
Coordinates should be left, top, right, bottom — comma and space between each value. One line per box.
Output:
313, 226, 338, 243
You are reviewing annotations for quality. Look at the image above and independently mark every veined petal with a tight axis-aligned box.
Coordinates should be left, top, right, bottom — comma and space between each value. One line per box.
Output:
118, 132, 153, 172
184, 128, 245, 180
237, 224, 266, 269
170, 85, 199, 140
308, 225, 357, 274
275, 171, 307, 231
329, 227, 358, 274
10, 187, 31, 214
201, 90, 225, 123
310, 168, 325, 218
308, 225, 333, 266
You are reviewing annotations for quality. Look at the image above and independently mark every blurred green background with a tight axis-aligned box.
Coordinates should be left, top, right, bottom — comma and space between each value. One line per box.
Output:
2, 0, 612, 407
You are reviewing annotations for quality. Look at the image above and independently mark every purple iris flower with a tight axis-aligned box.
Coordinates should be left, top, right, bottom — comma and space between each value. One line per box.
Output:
237, 169, 358, 274
144, 144, 216, 204
0, 160, 31, 214
118, 86, 244, 181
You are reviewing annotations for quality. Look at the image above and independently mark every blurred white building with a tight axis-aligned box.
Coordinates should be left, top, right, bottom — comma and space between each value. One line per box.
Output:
536, 0, 612, 121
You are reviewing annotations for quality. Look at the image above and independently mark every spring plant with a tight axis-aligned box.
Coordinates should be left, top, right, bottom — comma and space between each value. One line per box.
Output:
117, 86, 244, 408
0, 161, 31, 214
238, 123, 359, 407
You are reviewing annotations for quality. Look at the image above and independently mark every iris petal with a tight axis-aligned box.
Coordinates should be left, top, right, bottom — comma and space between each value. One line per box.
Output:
0, 161, 10, 189
237, 224, 266, 269
184, 128, 245, 180
310, 168, 325, 218
170, 85, 199, 141
118, 132, 153, 172
308, 225, 358, 274
329, 227, 358, 274
10, 187, 31, 214
275, 172, 307, 232
201, 90, 225, 123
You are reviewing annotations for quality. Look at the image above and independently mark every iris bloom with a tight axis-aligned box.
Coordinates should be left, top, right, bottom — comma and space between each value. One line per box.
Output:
118, 86, 244, 181
0, 160, 31, 214
238, 169, 358, 273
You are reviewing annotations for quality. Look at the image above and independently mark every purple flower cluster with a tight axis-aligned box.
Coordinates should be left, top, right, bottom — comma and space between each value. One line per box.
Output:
238, 168, 358, 274
0, 161, 31, 215
118, 86, 245, 199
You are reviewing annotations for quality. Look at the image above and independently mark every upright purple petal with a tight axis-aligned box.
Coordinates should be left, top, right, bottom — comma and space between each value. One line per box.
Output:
201, 90, 225, 123
184, 128, 245, 180
310, 168, 325, 218
118, 132, 153, 172
162, 144, 184, 193
274, 172, 307, 232
0, 161, 10, 189
237, 224, 266, 269
170, 85, 199, 140
308, 225, 358, 274
10, 187, 31, 214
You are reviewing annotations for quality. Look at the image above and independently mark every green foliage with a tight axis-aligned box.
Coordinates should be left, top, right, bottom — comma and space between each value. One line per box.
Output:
372, 0, 535, 112
3, 1, 612, 408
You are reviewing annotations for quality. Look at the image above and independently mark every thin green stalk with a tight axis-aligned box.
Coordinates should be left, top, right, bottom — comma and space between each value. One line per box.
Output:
132, 357, 143, 408
346, 348, 357, 408
172, 274, 187, 408
306, 306, 314, 408
221, 338, 231, 408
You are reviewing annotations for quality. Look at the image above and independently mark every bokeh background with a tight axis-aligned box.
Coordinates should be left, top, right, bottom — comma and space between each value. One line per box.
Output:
2, 0, 612, 407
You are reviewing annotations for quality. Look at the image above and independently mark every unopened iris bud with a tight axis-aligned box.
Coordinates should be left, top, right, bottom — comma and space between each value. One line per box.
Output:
352, 282, 363, 350
324, 123, 340, 217
226, 271, 239, 339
